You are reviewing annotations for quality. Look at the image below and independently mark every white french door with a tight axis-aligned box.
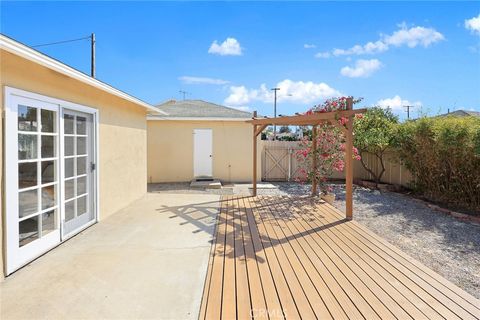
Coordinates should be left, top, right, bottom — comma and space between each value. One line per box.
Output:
5, 87, 98, 275
61, 109, 96, 237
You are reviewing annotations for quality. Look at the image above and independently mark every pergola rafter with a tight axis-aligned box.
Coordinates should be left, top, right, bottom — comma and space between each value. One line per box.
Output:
248, 98, 367, 219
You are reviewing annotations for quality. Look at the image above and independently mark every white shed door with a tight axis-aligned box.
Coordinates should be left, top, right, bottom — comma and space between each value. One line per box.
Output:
193, 129, 212, 178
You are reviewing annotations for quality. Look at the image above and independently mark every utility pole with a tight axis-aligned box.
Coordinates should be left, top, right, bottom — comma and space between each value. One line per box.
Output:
404, 105, 414, 120
179, 90, 189, 100
271, 87, 280, 140
90, 33, 96, 78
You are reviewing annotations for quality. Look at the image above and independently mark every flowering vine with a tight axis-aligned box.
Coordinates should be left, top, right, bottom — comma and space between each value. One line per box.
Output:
296, 96, 362, 195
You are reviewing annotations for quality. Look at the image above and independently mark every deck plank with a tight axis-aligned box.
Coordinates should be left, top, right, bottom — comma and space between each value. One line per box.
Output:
202, 196, 228, 319
324, 202, 480, 317
221, 196, 237, 319
316, 201, 479, 320
199, 195, 480, 320
233, 196, 253, 319
251, 196, 304, 319
239, 196, 280, 320
259, 196, 349, 320
258, 196, 332, 319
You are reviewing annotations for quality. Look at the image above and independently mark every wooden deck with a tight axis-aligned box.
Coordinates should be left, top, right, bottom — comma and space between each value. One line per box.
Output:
199, 196, 480, 320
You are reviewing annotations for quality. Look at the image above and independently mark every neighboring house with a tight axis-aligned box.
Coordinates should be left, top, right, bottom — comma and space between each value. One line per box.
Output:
0, 34, 165, 277
147, 99, 261, 182
436, 109, 480, 117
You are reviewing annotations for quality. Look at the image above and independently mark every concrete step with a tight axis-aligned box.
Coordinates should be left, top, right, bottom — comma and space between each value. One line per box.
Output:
190, 179, 222, 189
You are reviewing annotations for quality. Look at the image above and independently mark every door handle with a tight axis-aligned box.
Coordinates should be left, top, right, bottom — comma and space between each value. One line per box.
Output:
90, 162, 96, 171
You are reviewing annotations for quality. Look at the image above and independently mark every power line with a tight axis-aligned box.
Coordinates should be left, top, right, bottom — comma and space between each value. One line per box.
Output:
32, 35, 91, 48
31, 34, 96, 78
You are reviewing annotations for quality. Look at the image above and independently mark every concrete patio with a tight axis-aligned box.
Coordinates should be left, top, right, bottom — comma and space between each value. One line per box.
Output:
0, 193, 219, 319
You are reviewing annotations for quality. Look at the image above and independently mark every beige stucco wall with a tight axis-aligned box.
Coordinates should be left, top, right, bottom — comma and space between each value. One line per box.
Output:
1, 50, 148, 279
148, 120, 261, 183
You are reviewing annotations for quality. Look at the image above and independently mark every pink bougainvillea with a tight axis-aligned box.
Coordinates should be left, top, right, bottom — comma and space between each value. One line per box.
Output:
295, 97, 362, 195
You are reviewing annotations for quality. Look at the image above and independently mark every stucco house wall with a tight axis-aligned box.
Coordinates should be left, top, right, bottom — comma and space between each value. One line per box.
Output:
147, 120, 261, 183
1, 49, 149, 278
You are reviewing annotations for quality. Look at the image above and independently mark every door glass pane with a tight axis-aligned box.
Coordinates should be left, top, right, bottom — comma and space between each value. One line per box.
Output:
41, 161, 56, 184
18, 134, 37, 160
65, 158, 74, 178
77, 137, 86, 155
41, 185, 56, 210
41, 109, 56, 133
42, 210, 56, 236
65, 136, 74, 156
77, 157, 86, 175
41, 135, 55, 158
19, 215, 39, 247
64, 114, 74, 134
76, 116, 86, 135
65, 179, 75, 200
77, 196, 87, 216
19, 162, 37, 189
65, 200, 75, 222
77, 176, 87, 195
19, 189, 38, 218
18, 105, 37, 132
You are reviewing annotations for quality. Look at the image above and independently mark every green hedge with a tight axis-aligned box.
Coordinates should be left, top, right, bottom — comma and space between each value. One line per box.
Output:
393, 116, 480, 212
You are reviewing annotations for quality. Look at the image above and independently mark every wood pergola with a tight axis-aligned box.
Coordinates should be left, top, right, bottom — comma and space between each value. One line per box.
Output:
247, 98, 366, 219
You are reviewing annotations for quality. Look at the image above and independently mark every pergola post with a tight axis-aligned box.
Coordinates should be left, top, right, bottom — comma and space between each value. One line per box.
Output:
252, 111, 258, 197
345, 98, 354, 219
311, 125, 318, 196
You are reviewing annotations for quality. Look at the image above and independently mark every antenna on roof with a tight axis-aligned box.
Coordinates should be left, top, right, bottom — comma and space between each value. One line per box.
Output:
179, 90, 190, 100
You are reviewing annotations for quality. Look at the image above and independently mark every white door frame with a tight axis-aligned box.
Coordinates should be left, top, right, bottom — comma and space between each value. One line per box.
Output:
4, 86, 100, 275
193, 129, 213, 178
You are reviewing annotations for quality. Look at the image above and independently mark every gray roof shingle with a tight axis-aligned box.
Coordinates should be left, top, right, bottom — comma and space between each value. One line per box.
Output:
151, 99, 252, 119
436, 110, 480, 118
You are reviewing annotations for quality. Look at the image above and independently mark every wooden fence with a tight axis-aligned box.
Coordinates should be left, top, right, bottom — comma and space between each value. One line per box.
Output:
260, 140, 413, 187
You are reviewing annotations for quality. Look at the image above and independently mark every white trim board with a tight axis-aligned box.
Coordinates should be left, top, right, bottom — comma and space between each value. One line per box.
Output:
147, 116, 251, 122
0, 34, 166, 114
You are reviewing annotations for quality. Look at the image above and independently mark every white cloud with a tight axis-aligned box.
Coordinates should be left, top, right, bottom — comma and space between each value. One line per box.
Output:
383, 26, 445, 47
233, 106, 251, 112
224, 79, 341, 106
316, 24, 444, 58
304, 44, 316, 49
465, 14, 480, 35
208, 37, 243, 56
332, 40, 389, 56
179, 76, 229, 85
376, 95, 422, 111
340, 59, 383, 78
315, 51, 331, 58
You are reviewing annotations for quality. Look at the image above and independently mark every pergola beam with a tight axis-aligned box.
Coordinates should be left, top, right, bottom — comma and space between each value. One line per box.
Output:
247, 108, 366, 126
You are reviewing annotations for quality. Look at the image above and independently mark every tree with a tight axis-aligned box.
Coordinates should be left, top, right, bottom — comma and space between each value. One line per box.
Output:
278, 125, 291, 134
353, 106, 398, 184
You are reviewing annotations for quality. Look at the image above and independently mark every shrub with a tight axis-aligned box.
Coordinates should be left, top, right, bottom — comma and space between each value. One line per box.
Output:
354, 107, 399, 184
393, 116, 480, 211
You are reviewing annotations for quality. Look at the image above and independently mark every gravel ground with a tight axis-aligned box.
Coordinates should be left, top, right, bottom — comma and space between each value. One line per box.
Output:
148, 182, 480, 299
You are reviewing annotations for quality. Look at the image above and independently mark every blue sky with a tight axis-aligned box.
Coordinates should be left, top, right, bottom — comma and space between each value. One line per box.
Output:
1, 1, 479, 119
